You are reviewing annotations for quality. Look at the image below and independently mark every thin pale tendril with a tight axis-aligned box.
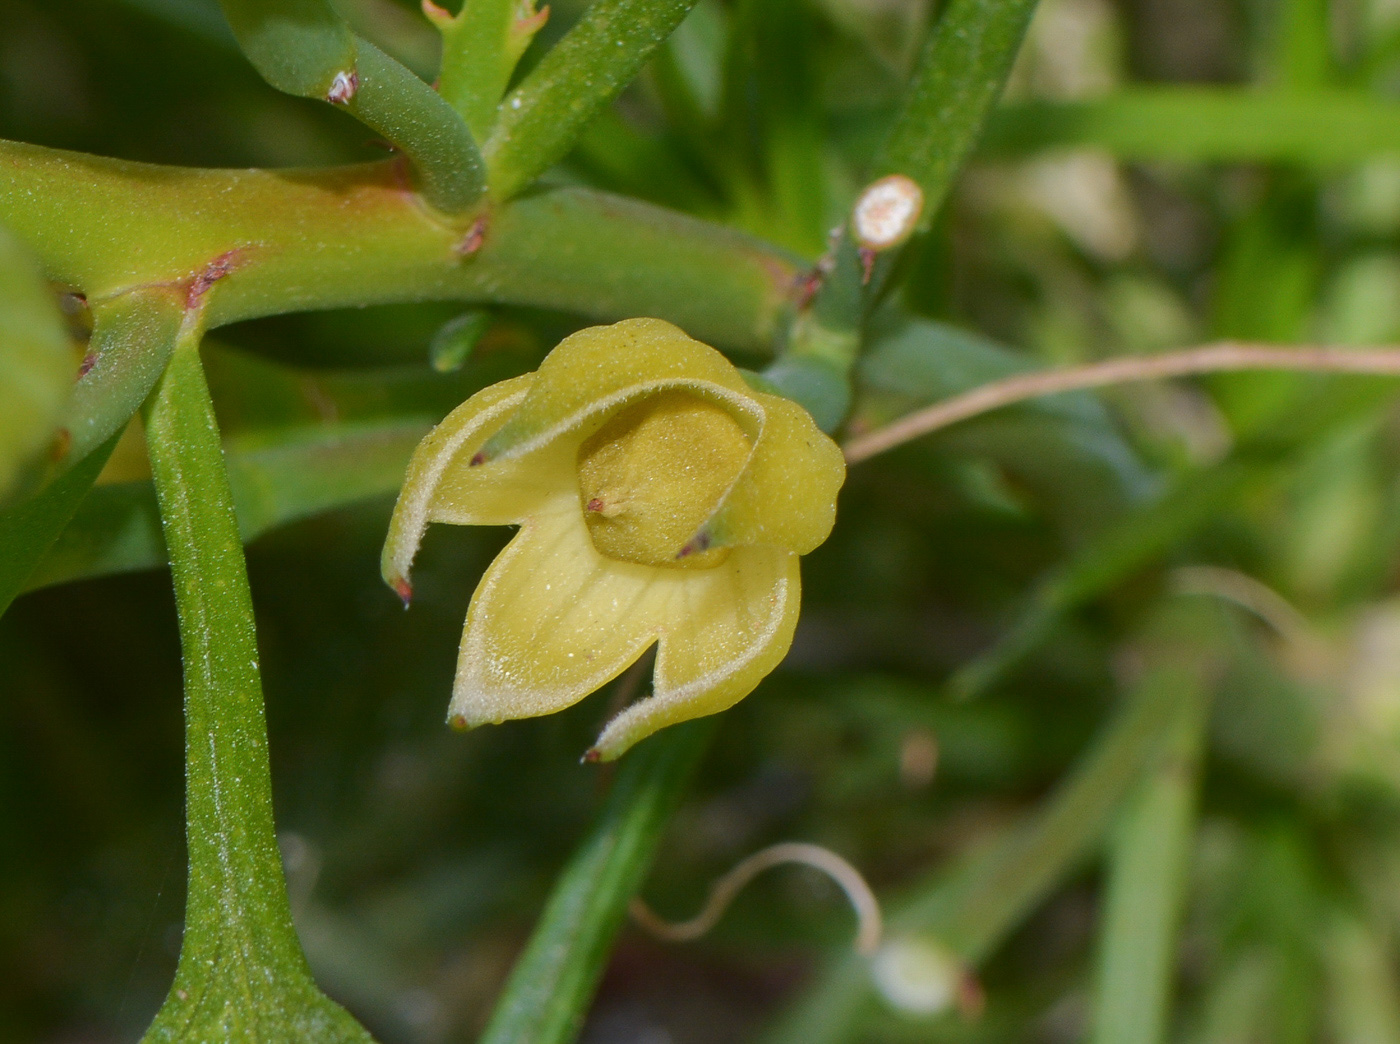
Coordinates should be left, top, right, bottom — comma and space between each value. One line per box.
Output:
843, 341, 1400, 464
629, 841, 883, 956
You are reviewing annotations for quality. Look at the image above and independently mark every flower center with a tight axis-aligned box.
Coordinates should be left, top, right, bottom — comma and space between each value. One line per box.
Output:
576, 390, 752, 568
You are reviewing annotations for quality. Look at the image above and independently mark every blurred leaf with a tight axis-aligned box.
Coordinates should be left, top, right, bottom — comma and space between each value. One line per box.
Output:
858, 315, 1157, 532
0, 223, 74, 500
766, 601, 1221, 1044
478, 720, 713, 1044
0, 435, 115, 617
139, 333, 374, 1043
984, 90, 1400, 165
1090, 671, 1208, 1044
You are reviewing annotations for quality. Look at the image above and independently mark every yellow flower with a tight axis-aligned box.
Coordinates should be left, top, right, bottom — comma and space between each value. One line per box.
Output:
381, 318, 846, 760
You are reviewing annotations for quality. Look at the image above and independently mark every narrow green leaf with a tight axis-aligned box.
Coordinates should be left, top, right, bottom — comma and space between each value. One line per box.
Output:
1090, 673, 1209, 1044
485, 0, 700, 201
0, 142, 798, 355
982, 90, 1400, 166
219, 0, 356, 96
217, 0, 484, 212
343, 38, 486, 214
139, 333, 373, 1043
764, 605, 1211, 1044
0, 223, 75, 500
0, 435, 115, 618
478, 720, 713, 1044
951, 458, 1260, 699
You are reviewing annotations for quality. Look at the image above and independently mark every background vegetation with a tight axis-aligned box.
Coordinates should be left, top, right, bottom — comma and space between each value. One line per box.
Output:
9, 0, 1400, 1041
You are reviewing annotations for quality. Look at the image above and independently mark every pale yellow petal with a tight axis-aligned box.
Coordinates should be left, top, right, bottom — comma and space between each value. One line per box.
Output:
450, 496, 671, 726
590, 547, 801, 760
477, 318, 760, 463
683, 390, 846, 557
381, 374, 568, 597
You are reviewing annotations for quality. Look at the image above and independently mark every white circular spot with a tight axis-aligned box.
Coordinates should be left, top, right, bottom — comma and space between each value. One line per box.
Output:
852, 174, 924, 251
871, 936, 961, 1015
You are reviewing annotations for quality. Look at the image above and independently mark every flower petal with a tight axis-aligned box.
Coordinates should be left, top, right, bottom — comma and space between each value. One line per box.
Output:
449, 496, 671, 727
590, 547, 801, 760
382, 374, 570, 596
682, 391, 846, 557
476, 318, 759, 463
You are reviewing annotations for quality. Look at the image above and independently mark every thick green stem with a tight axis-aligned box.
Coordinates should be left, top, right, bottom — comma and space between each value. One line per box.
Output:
479, 720, 713, 1044
0, 142, 797, 356
485, 0, 700, 201
140, 329, 371, 1042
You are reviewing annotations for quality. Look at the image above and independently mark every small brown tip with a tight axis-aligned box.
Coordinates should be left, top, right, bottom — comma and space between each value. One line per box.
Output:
449, 714, 469, 731
582, 747, 602, 763
677, 531, 711, 559
469, 450, 488, 466
50, 428, 71, 462
391, 577, 413, 608
78, 352, 97, 379
586, 497, 604, 513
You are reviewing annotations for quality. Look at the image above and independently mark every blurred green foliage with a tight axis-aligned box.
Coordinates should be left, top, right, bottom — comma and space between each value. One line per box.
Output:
11, 0, 1400, 1042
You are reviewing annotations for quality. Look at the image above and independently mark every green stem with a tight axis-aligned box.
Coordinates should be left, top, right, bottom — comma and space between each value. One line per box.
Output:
778, 0, 1039, 422
485, 0, 699, 201
478, 720, 713, 1044
1090, 675, 1209, 1044
0, 142, 797, 357
140, 328, 371, 1042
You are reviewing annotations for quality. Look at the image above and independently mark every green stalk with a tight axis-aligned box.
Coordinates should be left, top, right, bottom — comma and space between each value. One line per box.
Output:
478, 720, 713, 1044
0, 142, 797, 356
1089, 675, 1209, 1044
485, 0, 699, 201
764, 612, 1206, 1044
140, 329, 373, 1042
433, 0, 543, 140
778, 0, 1039, 425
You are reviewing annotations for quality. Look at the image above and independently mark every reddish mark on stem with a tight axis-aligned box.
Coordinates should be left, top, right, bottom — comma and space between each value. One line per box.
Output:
448, 714, 469, 731
50, 428, 71, 461
582, 747, 602, 764
391, 576, 413, 608
78, 352, 98, 379
185, 249, 247, 310
858, 246, 876, 285
469, 450, 488, 466
454, 213, 489, 257
586, 498, 605, 513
